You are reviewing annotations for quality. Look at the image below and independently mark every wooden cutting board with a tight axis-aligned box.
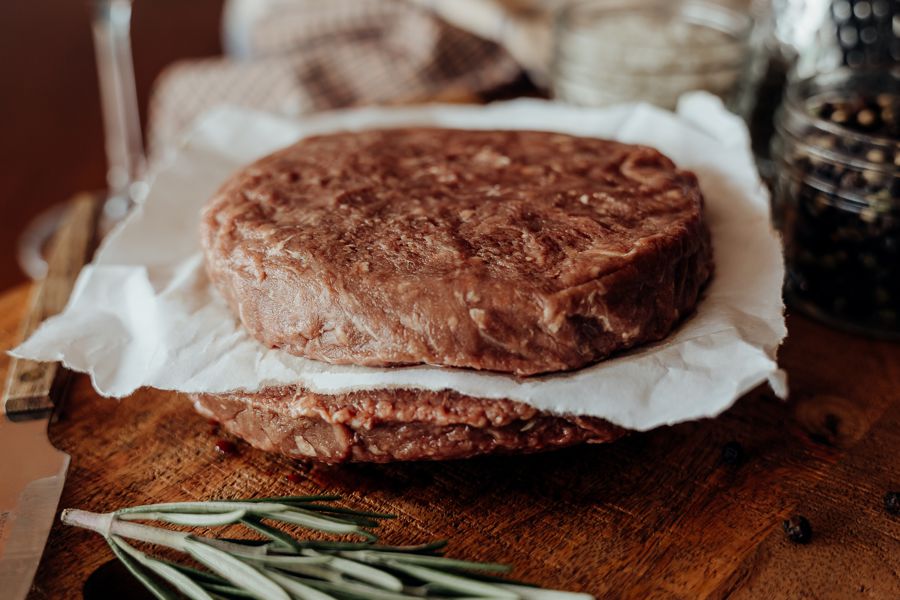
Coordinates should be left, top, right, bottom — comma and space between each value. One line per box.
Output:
2, 202, 900, 599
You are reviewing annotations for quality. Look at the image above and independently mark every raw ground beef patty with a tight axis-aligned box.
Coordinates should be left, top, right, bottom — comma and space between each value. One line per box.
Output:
190, 387, 626, 463
202, 128, 713, 375
197, 127, 713, 461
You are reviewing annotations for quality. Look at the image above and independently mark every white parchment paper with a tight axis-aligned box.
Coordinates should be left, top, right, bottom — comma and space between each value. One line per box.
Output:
13, 94, 787, 431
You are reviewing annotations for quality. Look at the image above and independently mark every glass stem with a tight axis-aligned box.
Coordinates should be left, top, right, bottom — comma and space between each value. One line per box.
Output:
92, 0, 146, 216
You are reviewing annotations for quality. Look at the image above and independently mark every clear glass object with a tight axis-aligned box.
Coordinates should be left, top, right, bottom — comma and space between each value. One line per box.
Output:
92, 0, 147, 219
749, 0, 899, 178
771, 68, 900, 339
551, 0, 754, 111
17, 0, 146, 279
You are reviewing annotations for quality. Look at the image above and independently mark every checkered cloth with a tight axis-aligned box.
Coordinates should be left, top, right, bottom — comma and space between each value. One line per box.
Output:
147, 0, 521, 161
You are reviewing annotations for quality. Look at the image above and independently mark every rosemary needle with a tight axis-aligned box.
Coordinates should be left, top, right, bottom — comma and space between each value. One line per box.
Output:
61, 495, 594, 600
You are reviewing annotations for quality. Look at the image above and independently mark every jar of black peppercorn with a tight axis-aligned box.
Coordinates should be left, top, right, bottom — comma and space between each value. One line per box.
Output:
772, 68, 900, 338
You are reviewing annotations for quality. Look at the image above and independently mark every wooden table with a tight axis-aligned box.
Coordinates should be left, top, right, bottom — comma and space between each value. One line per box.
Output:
2, 282, 899, 599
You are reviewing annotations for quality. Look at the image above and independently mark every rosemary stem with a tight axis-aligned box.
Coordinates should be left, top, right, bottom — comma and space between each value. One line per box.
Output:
61, 509, 114, 536
61, 508, 190, 551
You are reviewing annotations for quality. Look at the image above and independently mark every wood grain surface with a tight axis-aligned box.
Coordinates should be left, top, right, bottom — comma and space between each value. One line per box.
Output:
0, 283, 896, 599
3, 195, 99, 418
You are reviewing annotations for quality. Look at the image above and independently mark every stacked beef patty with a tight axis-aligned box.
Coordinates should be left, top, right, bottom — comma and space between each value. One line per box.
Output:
195, 128, 713, 462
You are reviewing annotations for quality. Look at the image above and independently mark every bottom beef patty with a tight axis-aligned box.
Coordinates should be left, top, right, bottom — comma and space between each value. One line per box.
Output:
190, 388, 625, 463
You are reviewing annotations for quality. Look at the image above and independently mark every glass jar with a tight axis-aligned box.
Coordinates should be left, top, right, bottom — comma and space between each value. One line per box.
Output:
749, 0, 900, 179
551, 0, 754, 110
772, 68, 900, 338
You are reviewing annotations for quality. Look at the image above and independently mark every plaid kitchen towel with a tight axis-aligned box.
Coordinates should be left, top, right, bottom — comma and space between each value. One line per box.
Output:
147, 0, 520, 161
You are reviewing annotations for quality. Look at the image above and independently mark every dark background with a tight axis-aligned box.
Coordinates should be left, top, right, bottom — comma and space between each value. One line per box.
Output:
0, 0, 225, 290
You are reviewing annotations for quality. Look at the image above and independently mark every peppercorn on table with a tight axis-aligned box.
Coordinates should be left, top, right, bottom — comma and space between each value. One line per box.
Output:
2, 281, 899, 599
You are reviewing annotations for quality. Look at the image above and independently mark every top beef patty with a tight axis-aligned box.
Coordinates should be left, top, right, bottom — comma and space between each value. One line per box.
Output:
202, 128, 713, 376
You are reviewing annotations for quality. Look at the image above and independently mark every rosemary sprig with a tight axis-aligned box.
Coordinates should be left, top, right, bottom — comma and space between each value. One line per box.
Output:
62, 495, 594, 600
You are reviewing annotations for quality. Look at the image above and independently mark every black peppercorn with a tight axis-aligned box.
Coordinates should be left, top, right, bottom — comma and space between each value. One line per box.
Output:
885, 491, 900, 515
721, 441, 744, 466
782, 515, 813, 544
856, 108, 875, 128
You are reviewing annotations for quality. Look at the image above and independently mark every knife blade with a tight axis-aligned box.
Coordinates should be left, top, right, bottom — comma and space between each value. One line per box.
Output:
0, 421, 70, 600
0, 195, 99, 599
